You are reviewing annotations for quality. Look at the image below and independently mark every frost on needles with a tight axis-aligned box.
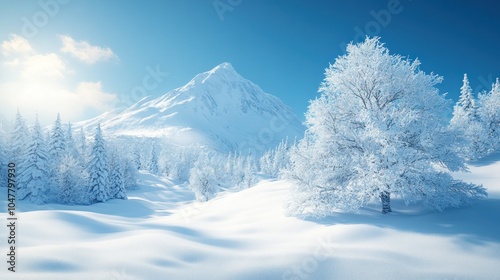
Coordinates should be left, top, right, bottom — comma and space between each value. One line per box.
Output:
285, 37, 487, 217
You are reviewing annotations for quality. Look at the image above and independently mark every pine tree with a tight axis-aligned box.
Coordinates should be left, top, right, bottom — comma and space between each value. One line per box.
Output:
0, 124, 7, 185
108, 149, 127, 200
49, 113, 66, 162
478, 78, 500, 154
76, 127, 87, 161
65, 122, 81, 161
123, 157, 138, 190
133, 146, 142, 170
87, 124, 109, 203
260, 138, 290, 178
18, 115, 50, 204
148, 144, 159, 174
9, 109, 29, 165
241, 156, 256, 189
451, 74, 488, 159
457, 74, 476, 117
233, 153, 245, 186
285, 37, 486, 217
56, 154, 88, 205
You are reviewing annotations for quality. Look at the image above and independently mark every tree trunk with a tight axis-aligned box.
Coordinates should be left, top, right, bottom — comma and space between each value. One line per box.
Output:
381, 191, 392, 214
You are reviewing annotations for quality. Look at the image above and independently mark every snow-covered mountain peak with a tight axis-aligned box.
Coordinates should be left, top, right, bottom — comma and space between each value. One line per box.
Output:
79, 63, 304, 153
180, 62, 242, 91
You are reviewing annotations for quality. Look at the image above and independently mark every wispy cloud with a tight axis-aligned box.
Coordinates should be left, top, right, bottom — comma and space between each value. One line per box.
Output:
0, 34, 118, 125
60, 35, 117, 64
2, 34, 34, 56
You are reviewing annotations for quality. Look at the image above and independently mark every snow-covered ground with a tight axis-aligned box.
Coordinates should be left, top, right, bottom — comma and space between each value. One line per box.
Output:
1, 157, 499, 280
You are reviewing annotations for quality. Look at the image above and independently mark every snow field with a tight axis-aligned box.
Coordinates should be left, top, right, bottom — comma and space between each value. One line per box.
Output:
0, 160, 499, 279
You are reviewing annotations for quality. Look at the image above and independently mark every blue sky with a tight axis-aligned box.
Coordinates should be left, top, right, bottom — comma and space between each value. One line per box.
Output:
1, 0, 499, 126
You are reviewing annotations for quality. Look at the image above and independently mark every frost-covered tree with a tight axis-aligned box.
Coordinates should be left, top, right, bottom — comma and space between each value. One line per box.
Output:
260, 138, 290, 178
49, 113, 67, 162
189, 154, 220, 201
9, 109, 29, 164
18, 115, 50, 204
65, 122, 81, 161
123, 157, 138, 190
108, 149, 127, 200
478, 78, 500, 154
56, 154, 88, 205
236, 153, 246, 183
286, 37, 486, 216
451, 74, 488, 159
76, 127, 88, 161
0, 125, 7, 185
241, 156, 256, 189
224, 152, 234, 179
167, 148, 196, 181
454, 74, 476, 117
148, 144, 159, 174
133, 146, 142, 170
87, 124, 109, 203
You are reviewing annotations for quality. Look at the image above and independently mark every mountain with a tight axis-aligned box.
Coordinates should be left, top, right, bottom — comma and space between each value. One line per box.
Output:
79, 63, 304, 153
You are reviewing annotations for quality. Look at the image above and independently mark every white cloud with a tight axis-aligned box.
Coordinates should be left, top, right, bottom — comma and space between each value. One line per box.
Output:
0, 81, 117, 126
60, 35, 117, 64
21, 53, 66, 80
0, 35, 118, 126
1, 34, 33, 56
73, 81, 118, 112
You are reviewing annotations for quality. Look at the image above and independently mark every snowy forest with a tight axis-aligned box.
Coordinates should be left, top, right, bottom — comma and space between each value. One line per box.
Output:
1, 37, 499, 216
0, 110, 291, 205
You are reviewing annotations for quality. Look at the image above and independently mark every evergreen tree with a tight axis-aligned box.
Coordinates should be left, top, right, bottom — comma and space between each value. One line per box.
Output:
260, 138, 290, 178
133, 146, 142, 170
148, 144, 159, 174
87, 124, 109, 203
108, 149, 127, 200
123, 157, 138, 190
76, 127, 88, 161
0, 124, 7, 185
478, 78, 500, 154
451, 74, 488, 159
9, 109, 29, 165
241, 156, 256, 189
285, 37, 486, 217
56, 154, 88, 205
65, 122, 81, 161
18, 115, 50, 204
456, 74, 476, 117
49, 113, 66, 162
260, 148, 274, 176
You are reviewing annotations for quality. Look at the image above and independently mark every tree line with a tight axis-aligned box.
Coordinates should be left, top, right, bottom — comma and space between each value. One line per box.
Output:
0, 113, 136, 205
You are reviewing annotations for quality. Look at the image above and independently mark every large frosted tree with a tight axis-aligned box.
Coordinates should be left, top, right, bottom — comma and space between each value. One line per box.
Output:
286, 37, 486, 216
87, 124, 109, 203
